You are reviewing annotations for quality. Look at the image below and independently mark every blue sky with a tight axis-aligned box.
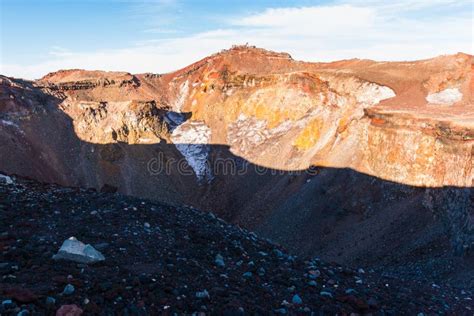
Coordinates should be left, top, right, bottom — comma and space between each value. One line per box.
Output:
0, 0, 472, 79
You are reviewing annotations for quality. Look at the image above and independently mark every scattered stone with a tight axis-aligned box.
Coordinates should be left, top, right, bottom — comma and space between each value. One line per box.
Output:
195, 290, 210, 299
242, 272, 253, 278
345, 288, 356, 294
62, 284, 75, 296
275, 308, 287, 314
273, 249, 284, 257
0, 174, 13, 185
320, 291, 333, 298
292, 294, 303, 305
46, 296, 56, 305
53, 237, 105, 264
56, 304, 83, 316
0, 177, 469, 314
94, 242, 109, 251
215, 254, 225, 267
2, 300, 15, 309
309, 270, 320, 279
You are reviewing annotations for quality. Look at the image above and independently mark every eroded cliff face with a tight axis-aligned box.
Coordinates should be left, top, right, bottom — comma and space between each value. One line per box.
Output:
0, 46, 472, 265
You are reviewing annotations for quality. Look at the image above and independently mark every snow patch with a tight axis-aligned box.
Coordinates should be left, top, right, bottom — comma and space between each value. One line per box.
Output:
171, 121, 212, 182
356, 83, 396, 106
426, 88, 462, 105
172, 80, 189, 111
327, 92, 347, 107
227, 114, 296, 154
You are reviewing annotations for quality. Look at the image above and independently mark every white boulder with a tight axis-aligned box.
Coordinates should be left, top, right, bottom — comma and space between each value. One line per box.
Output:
53, 237, 105, 264
0, 174, 13, 185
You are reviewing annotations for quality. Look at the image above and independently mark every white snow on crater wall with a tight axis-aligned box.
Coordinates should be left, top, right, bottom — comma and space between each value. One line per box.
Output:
172, 80, 189, 112
170, 121, 212, 182
356, 83, 396, 106
426, 88, 462, 105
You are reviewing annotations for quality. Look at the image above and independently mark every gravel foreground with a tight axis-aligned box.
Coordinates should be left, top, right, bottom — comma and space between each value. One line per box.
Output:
0, 177, 472, 315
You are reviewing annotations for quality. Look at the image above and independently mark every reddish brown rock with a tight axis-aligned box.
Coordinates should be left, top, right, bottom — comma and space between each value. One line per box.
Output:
56, 304, 83, 316
1, 286, 38, 303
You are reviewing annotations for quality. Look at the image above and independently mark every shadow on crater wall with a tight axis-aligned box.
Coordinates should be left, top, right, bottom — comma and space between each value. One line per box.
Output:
0, 84, 472, 280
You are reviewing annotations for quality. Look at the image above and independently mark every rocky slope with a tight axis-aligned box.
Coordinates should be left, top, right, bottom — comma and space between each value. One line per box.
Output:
0, 176, 472, 315
0, 46, 472, 273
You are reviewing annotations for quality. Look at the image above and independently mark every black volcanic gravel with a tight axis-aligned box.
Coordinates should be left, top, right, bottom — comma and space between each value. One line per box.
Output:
0, 177, 472, 315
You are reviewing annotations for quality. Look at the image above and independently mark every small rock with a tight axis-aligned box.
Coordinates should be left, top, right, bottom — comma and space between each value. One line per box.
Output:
144, 222, 151, 229
62, 284, 75, 296
17, 310, 29, 316
94, 243, 109, 251
195, 290, 210, 299
53, 237, 105, 264
46, 296, 56, 305
2, 300, 15, 309
292, 294, 303, 305
320, 291, 333, 298
345, 288, 356, 294
242, 272, 253, 278
56, 304, 83, 316
273, 249, 284, 257
0, 174, 13, 185
308, 270, 320, 279
215, 254, 225, 267
308, 280, 317, 287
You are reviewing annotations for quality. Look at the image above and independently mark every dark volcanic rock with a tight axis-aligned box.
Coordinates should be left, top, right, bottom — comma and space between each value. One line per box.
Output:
0, 177, 472, 314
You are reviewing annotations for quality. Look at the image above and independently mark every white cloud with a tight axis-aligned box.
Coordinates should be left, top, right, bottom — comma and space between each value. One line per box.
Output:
1, 1, 471, 79
234, 5, 376, 32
